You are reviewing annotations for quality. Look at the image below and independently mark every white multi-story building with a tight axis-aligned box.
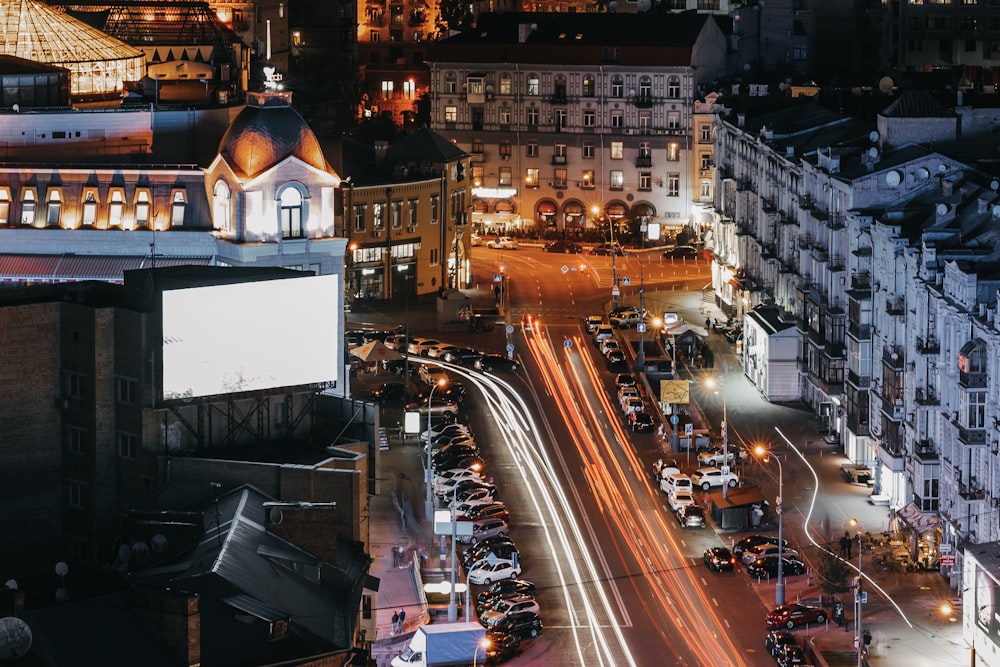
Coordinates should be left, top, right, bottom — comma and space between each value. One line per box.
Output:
425, 11, 729, 240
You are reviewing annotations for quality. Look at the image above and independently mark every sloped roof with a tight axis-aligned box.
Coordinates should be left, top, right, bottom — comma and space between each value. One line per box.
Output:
219, 91, 331, 180
0, 0, 142, 64
385, 126, 467, 164
880, 90, 955, 119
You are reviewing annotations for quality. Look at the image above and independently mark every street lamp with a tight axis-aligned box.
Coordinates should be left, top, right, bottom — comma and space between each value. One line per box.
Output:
705, 378, 730, 500
593, 203, 619, 309
754, 445, 785, 606
425, 378, 447, 521
635, 257, 646, 371
941, 601, 986, 667
849, 518, 864, 667
472, 637, 491, 667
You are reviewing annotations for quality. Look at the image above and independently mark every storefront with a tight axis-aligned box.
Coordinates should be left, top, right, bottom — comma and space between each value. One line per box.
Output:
563, 200, 585, 231
536, 200, 557, 228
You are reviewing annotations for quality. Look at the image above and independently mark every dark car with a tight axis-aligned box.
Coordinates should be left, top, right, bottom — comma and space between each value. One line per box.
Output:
434, 455, 486, 476
464, 537, 517, 569
490, 611, 543, 640
443, 346, 483, 365
628, 412, 655, 432
369, 382, 408, 405
416, 383, 467, 404
466, 502, 510, 523
675, 505, 706, 528
615, 373, 636, 390
703, 547, 737, 572
733, 534, 789, 557
475, 354, 521, 372
747, 556, 807, 579
484, 631, 522, 664
591, 243, 627, 256
346, 330, 367, 347
765, 629, 797, 657
765, 603, 827, 629
608, 305, 640, 318
605, 349, 627, 369
431, 442, 479, 463
776, 644, 807, 667
543, 240, 582, 253
477, 579, 537, 614
663, 245, 699, 259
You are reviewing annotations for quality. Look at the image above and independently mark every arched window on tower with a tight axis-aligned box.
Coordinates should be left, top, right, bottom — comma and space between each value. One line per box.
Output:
280, 187, 303, 239
213, 180, 231, 232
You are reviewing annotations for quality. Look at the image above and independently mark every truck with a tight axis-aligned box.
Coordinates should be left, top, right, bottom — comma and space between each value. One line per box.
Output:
391, 622, 487, 667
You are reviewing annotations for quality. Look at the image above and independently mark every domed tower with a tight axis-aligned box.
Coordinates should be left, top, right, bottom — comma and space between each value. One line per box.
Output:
207, 90, 341, 246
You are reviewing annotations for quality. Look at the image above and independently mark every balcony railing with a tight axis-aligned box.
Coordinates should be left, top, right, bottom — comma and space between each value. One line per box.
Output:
635, 155, 652, 168
915, 387, 940, 405
958, 426, 988, 446
914, 440, 938, 461
851, 272, 872, 290
959, 371, 987, 388
632, 95, 654, 108
916, 336, 940, 354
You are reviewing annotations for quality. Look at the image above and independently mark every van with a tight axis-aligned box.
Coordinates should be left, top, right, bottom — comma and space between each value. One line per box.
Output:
593, 325, 614, 345
660, 473, 693, 496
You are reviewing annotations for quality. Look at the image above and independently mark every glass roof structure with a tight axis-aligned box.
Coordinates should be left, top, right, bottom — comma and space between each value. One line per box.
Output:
0, 0, 144, 96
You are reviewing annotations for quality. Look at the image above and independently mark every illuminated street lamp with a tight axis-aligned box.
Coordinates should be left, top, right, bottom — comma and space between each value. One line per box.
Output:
849, 518, 864, 667
472, 637, 491, 667
425, 378, 447, 521
941, 601, 985, 667
592, 203, 619, 309
754, 445, 785, 606
705, 377, 730, 500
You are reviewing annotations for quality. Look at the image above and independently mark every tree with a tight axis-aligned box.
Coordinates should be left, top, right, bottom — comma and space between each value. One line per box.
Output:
816, 550, 852, 595
436, 0, 473, 34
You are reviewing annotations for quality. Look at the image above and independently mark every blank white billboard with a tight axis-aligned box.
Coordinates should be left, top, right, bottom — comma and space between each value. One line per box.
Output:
161, 274, 340, 400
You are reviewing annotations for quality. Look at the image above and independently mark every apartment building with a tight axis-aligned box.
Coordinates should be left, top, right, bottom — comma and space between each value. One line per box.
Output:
424, 11, 729, 239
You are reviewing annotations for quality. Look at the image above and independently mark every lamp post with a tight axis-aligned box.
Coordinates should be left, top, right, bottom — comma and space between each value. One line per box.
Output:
594, 204, 619, 308
705, 378, 730, 500
850, 518, 863, 667
940, 602, 981, 667
425, 378, 446, 521
448, 483, 459, 621
635, 257, 646, 371
472, 638, 491, 667
754, 445, 784, 605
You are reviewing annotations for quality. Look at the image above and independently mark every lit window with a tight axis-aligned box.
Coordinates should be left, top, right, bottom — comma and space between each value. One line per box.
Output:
499, 167, 512, 186
108, 190, 124, 227
134, 190, 150, 228
499, 140, 512, 159
499, 73, 511, 95
47, 189, 62, 226
81, 191, 96, 226
20, 189, 34, 225
527, 74, 539, 96
280, 187, 303, 238
170, 190, 186, 227
610, 142, 623, 160
554, 168, 567, 188
381, 80, 394, 100
403, 79, 415, 99
610, 170, 624, 190
213, 180, 231, 231
582, 75, 595, 96
445, 106, 457, 122
526, 168, 539, 187
581, 170, 594, 188
667, 143, 679, 161
0, 188, 9, 224
499, 106, 511, 125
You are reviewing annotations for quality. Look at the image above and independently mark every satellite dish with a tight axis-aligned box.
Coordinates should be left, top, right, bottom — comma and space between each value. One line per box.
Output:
131, 541, 150, 560
938, 163, 948, 172
905, 172, 915, 185
0, 617, 32, 659
878, 76, 895, 94
868, 147, 879, 159
885, 170, 901, 186
991, 180, 999, 191
608, 1, 617, 11
637, 0, 651, 10
869, 130, 880, 143
917, 168, 929, 181
936, 203, 948, 215
268, 507, 284, 525
992, 205, 1000, 217
11, 104, 18, 113
54, 562, 68, 578
117, 544, 131, 562
4, 580, 17, 591
151, 534, 168, 553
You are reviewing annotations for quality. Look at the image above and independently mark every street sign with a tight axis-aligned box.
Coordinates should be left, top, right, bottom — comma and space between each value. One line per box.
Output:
564, 339, 573, 348
561, 264, 569, 274
684, 423, 693, 436
505, 325, 514, 334
637, 323, 646, 333
611, 286, 620, 297
494, 274, 502, 282
622, 277, 631, 286
670, 415, 679, 425
940, 554, 956, 566
506, 343, 515, 353
721, 465, 730, 476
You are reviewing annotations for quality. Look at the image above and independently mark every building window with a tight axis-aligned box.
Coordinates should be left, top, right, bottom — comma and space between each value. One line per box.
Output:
20, 189, 35, 225
47, 190, 62, 226
701, 153, 712, 171
639, 111, 651, 132
391, 200, 402, 228
611, 75, 623, 97
667, 112, 680, 129
526, 168, 539, 188
354, 203, 366, 231
213, 180, 231, 231
108, 189, 124, 227
430, 195, 439, 223
920, 478, 939, 512
667, 143, 679, 161
499, 140, 512, 159
472, 165, 484, 185
381, 80, 394, 100
581, 170, 595, 189
639, 172, 652, 191
0, 188, 9, 224
66, 479, 84, 508
639, 143, 651, 159
117, 377, 137, 404
667, 76, 680, 98
429, 248, 439, 265
638, 76, 652, 98
610, 142, 623, 160
610, 170, 624, 190
526, 142, 539, 157
961, 389, 987, 429
527, 107, 539, 126
66, 426, 85, 454
610, 110, 623, 128
64, 371, 83, 399
700, 124, 712, 143
369, 31, 380, 42
667, 173, 680, 196
280, 187, 303, 238
499, 167, 512, 186
408, 199, 418, 227
445, 106, 457, 122
527, 74, 539, 96
554, 109, 567, 129
403, 79, 415, 99
81, 191, 97, 226
170, 191, 186, 227
467, 76, 483, 96
701, 180, 711, 198
472, 138, 484, 153
554, 143, 567, 160
445, 71, 457, 93
499, 73, 511, 95
582, 75, 595, 96
134, 190, 150, 228
554, 168, 567, 188
583, 109, 596, 127
499, 106, 511, 125
583, 143, 595, 159
117, 431, 137, 459
373, 202, 385, 229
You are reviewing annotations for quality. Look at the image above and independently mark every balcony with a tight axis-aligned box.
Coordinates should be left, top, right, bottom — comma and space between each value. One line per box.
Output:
851, 272, 872, 290
761, 197, 776, 213
632, 95, 654, 108
916, 336, 940, 355
882, 346, 904, 370
761, 243, 777, 258
737, 178, 754, 192
550, 94, 568, 105
914, 439, 938, 461
811, 245, 829, 262
958, 482, 988, 501
914, 387, 940, 406
886, 298, 905, 316
827, 214, 846, 230
880, 395, 905, 421
959, 370, 987, 388
829, 255, 845, 271
957, 425, 988, 447
798, 194, 814, 209
636, 155, 652, 168
847, 321, 872, 339
798, 235, 813, 250
812, 208, 829, 222
847, 369, 871, 388
551, 155, 567, 165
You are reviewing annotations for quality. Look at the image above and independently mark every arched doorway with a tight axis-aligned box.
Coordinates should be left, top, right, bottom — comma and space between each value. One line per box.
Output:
606, 201, 629, 236
536, 199, 557, 229
563, 200, 585, 235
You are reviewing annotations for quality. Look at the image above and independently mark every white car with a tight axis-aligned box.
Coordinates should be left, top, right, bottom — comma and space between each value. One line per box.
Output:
449, 486, 496, 508
427, 343, 461, 359
583, 315, 604, 333
668, 489, 695, 512
408, 337, 442, 356
660, 473, 692, 495
468, 557, 522, 585
691, 467, 739, 491
741, 543, 798, 565
600, 338, 620, 356
488, 236, 519, 250
418, 364, 450, 386
621, 397, 644, 416
618, 385, 640, 407
480, 595, 540, 626
470, 233, 485, 246
698, 447, 742, 467
435, 471, 485, 497
406, 399, 459, 418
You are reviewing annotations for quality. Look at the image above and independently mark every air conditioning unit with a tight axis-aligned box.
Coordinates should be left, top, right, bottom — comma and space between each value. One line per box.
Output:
407, 225, 416, 233
372, 230, 383, 238
624, 128, 634, 135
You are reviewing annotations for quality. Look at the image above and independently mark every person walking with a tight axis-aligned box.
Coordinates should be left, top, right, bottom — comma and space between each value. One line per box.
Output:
398, 608, 406, 633
391, 610, 399, 635
845, 532, 853, 559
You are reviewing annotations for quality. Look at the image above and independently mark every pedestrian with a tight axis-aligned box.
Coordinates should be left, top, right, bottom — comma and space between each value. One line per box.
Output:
705, 317, 711, 331
391, 610, 399, 635
845, 532, 853, 559
398, 608, 406, 632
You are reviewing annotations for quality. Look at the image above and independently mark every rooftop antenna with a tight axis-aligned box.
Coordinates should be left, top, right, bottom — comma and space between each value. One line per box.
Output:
262, 20, 282, 91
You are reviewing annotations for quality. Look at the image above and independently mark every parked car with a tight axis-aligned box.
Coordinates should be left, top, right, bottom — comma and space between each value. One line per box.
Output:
733, 535, 789, 557
445, 479, 496, 501
443, 346, 483, 365
652, 459, 681, 481
476, 579, 536, 615
599, 338, 620, 356
468, 557, 522, 585
697, 447, 742, 467
465, 502, 510, 523
460, 518, 510, 544
663, 245, 699, 259
480, 595, 540, 627
592, 325, 614, 345
765, 603, 827, 629
668, 490, 695, 512
621, 396, 644, 415
765, 629, 797, 657
463, 538, 518, 569
455, 498, 500, 519
618, 384, 640, 405
475, 354, 520, 372
489, 611, 543, 640
488, 236, 519, 250
747, 556, 807, 579
608, 305, 640, 318
418, 364, 450, 386
660, 473, 692, 496
544, 239, 582, 253
628, 412, 655, 432
416, 383, 467, 405
675, 505, 706, 528
741, 543, 798, 565
408, 337, 442, 356
429, 422, 472, 439
691, 467, 739, 490
610, 311, 646, 329
776, 644, 807, 667
406, 398, 460, 419
703, 547, 737, 572
433, 455, 484, 476
483, 631, 522, 664
369, 382, 408, 405
615, 373, 637, 390
470, 233, 485, 246
434, 470, 485, 496
583, 315, 604, 332
450, 485, 496, 508
426, 343, 462, 359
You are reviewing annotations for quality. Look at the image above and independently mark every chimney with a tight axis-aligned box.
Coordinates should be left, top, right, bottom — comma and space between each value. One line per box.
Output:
786, 145, 795, 158
264, 501, 339, 566
737, 113, 746, 128
130, 587, 201, 667
942, 179, 954, 197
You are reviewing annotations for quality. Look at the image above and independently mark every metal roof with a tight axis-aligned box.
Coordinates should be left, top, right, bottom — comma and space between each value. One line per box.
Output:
0, 254, 211, 283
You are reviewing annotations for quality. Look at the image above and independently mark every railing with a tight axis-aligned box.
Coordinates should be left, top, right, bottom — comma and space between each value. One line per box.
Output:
959, 370, 987, 388
958, 426, 988, 446
851, 272, 872, 289
915, 387, 939, 405
916, 336, 940, 354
